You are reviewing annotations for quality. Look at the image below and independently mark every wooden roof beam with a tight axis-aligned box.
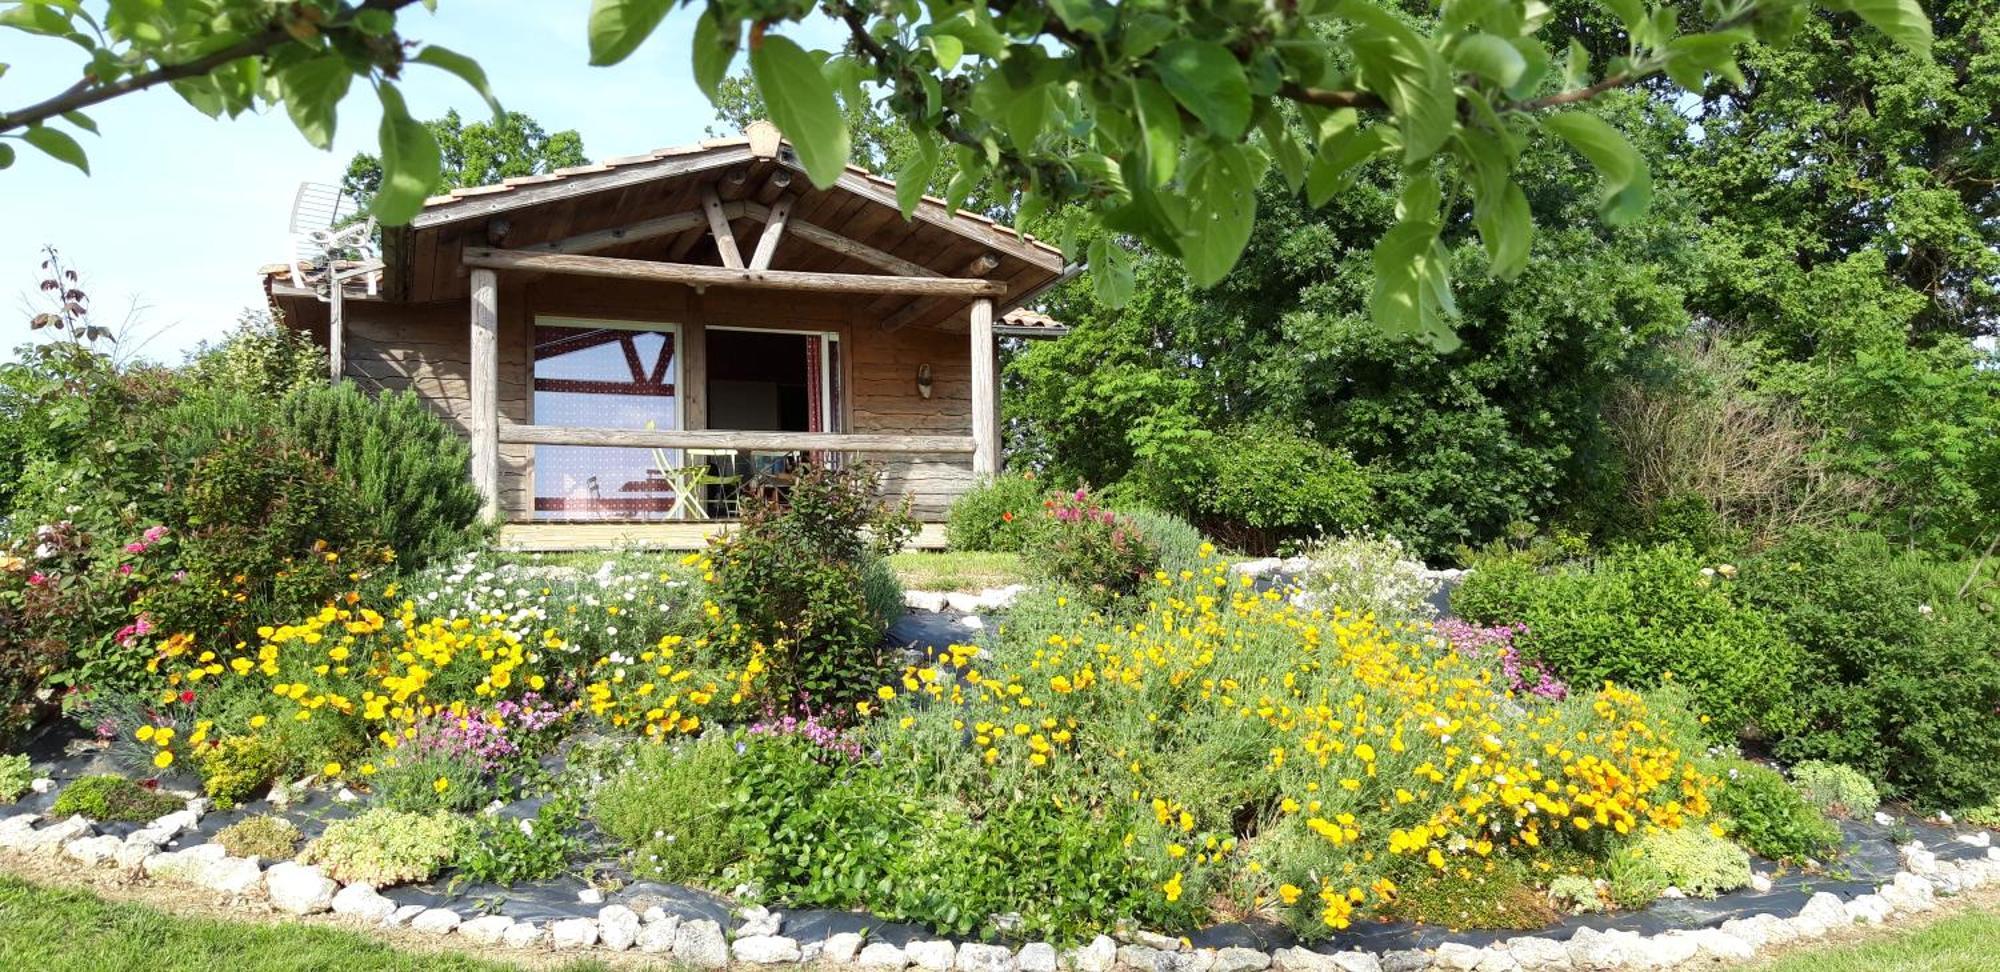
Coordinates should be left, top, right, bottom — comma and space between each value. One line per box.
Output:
747, 195, 794, 271
877, 253, 1003, 331
463, 247, 1010, 297
701, 185, 745, 269
519, 205, 743, 255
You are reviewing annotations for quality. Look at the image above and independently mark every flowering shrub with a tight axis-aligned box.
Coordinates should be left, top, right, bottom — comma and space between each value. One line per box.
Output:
637, 555, 1724, 942
944, 471, 1044, 552
1433, 621, 1567, 700
1022, 488, 1160, 607
1297, 533, 1439, 623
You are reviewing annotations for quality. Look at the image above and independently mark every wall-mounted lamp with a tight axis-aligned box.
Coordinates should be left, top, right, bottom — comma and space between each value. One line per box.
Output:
916, 363, 934, 399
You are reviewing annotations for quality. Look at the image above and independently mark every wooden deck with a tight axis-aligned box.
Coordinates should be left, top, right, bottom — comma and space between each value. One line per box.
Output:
496, 521, 948, 552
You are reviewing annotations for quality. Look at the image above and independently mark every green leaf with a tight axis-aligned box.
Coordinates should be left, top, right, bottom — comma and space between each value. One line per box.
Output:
274, 54, 350, 150
0, 143, 16, 169
587, 0, 671, 67
59, 109, 95, 133
1460, 131, 1531, 279
413, 45, 500, 118
927, 34, 964, 72
1131, 78, 1181, 188
1179, 143, 1260, 287
1006, 85, 1048, 150
1120, 13, 1177, 60
691, 10, 739, 101
1152, 41, 1252, 140
1369, 177, 1458, 349
1306, 126, 1388, 208
1088, 237, 1135, 307
751, 34, 851, 189
896, 135, 939, 220
1047, 0, 1115, 35
1597, 0, 1645, 32
371, 85, 441, 225
1542, 112, 1652, 224
1262, 113, 1309, 192
1562, 38, 1590, 90
22, 123, 87, 173
1452, 34, 1526, 88
1825, 0, 1933, 54
1337, 0, 1454, 163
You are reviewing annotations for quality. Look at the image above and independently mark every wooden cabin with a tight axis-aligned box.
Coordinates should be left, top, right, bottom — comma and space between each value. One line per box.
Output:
263, 122, 1072, 551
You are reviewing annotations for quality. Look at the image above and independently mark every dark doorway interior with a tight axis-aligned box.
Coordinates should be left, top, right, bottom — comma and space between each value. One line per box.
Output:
706, 329, 812, 431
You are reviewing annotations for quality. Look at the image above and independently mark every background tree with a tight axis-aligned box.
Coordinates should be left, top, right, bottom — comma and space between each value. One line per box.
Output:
339, 109, 587, 213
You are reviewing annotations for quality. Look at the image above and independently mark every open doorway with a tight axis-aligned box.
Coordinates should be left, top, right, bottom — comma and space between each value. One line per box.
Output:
706, 327, 840, 434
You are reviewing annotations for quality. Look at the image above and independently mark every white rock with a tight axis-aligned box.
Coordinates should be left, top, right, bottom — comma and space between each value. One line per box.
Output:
383, 904, 428, 928
737, 905, 783, 938
958, 615, 986, 631
203, 856, 265, 896
29, 778, 52, 795
909, 940, 958, 971
0, 813, 39, 844
63, 834, 122, 866
827, 932, 869, 965
1901, 843, 1940, 876
1749, 871, 1774, 893
147, 809, 197, 837
944, 592, 984, 613
113, 840, 156, 869
577, 887, 604, 905
803, 939, 827, 964
409, 908, 461, 935
183, 797, 209, 817
1873, 811, 1896, 826
1504, 936, 1570, 972
333, 787, 359, 804
642, 906, 667, 924
1882, 872, 1936, 913
332, 883, 397, 923
1470, 949, 1519, 972
1117, 945, 1163, 972
549, 917, 598, 949
675, 918, 730, 968
1185, 948, 1217, 972
458, 914, 514, 945
264, 861, 336, 915
735, 935, 804, 964
1332, 952, 1383, 972
1072, 935, 1118, 972
1631, 932, 1697, 970
1564, 927, 1644, 971
20, 814, 91, 855
1232, 557, 1283, 577
905, 591, 948, 612
1797, 891, 1848, 929
637, 915, 680, 953
1379, 951, 1433, 972
859, 943, 911, 970
598, 904, 641, 951
958, 942, 1015, 972
1430, 944, 1483, 972
1687, 928, 1755, 962
1135, 933, 1182, 953
501, 921, 546, 948
1845, 894, 1891, 925
1212, 948, 1271, 972
1957, 831, 1992, 848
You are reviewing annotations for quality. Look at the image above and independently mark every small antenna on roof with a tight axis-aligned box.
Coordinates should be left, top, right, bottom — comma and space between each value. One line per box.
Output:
287, 181, 384, 380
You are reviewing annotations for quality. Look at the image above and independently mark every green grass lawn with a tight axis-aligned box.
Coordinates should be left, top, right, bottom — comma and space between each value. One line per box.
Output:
1749, 906, 2000, 972
887, 551, 1026, 591
0, 874, 623, 972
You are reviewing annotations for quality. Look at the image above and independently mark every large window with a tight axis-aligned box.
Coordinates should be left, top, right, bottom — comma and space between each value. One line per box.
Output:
532, 319, 680, 519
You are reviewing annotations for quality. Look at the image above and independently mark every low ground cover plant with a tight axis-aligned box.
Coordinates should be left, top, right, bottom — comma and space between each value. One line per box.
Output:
1709, 759, 1842, 864
302, 808, 468, 887
0, 754, 31, 803
214, 815, 302, 861
1791, 761, 1881, 819
50, 775, 180, 824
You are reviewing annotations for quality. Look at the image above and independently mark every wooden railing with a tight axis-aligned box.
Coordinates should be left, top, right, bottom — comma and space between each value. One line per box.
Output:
496, 421, 976, 454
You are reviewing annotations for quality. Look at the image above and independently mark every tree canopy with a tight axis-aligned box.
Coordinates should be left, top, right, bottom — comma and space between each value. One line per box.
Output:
0, 0, 1936, 345
339, 108, 587, 213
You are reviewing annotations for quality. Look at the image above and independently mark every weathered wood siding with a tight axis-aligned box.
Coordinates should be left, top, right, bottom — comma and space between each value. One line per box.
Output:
847, 324, 976, 518
310, 279, 979, 522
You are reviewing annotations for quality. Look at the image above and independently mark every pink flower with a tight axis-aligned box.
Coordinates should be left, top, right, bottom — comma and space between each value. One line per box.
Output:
26, 572, 45, 586
118, 563, 135, 575
124, 542, 147, 554
142, 525, 169, 543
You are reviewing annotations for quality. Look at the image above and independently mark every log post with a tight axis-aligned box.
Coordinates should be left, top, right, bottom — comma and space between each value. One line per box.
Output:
969, 297, 998, 475
469, 268, 501, 522
327, 281, 345, 382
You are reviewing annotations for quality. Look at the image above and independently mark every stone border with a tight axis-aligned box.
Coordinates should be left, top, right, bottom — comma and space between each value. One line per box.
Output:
3, 796, 1996, 972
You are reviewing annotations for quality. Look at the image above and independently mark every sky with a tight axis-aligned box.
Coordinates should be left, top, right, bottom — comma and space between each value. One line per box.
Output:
1, 3, 845, 363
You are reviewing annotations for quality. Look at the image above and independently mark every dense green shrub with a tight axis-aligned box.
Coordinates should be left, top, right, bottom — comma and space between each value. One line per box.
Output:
708, 464, 914, 711
1123, 421, 1373, 555
592, 736, 740, 884
1737, 530, 2000, 810
0, 754, 33, 803
179, 314, 324, 400
727, 735, 906, 911
278, 383, 485, 569
945, 472, 1044, 552
214, 815, 302, 861
301, 808, 468, 886
1022, 489, 1161, 608
1116, 507, 1208, 572
50, 775, 181, 823
1452, 545, 1801, 738
195, 734, 281, 811
1791, 760, 1881, 818
1710, 759, 1841, 864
